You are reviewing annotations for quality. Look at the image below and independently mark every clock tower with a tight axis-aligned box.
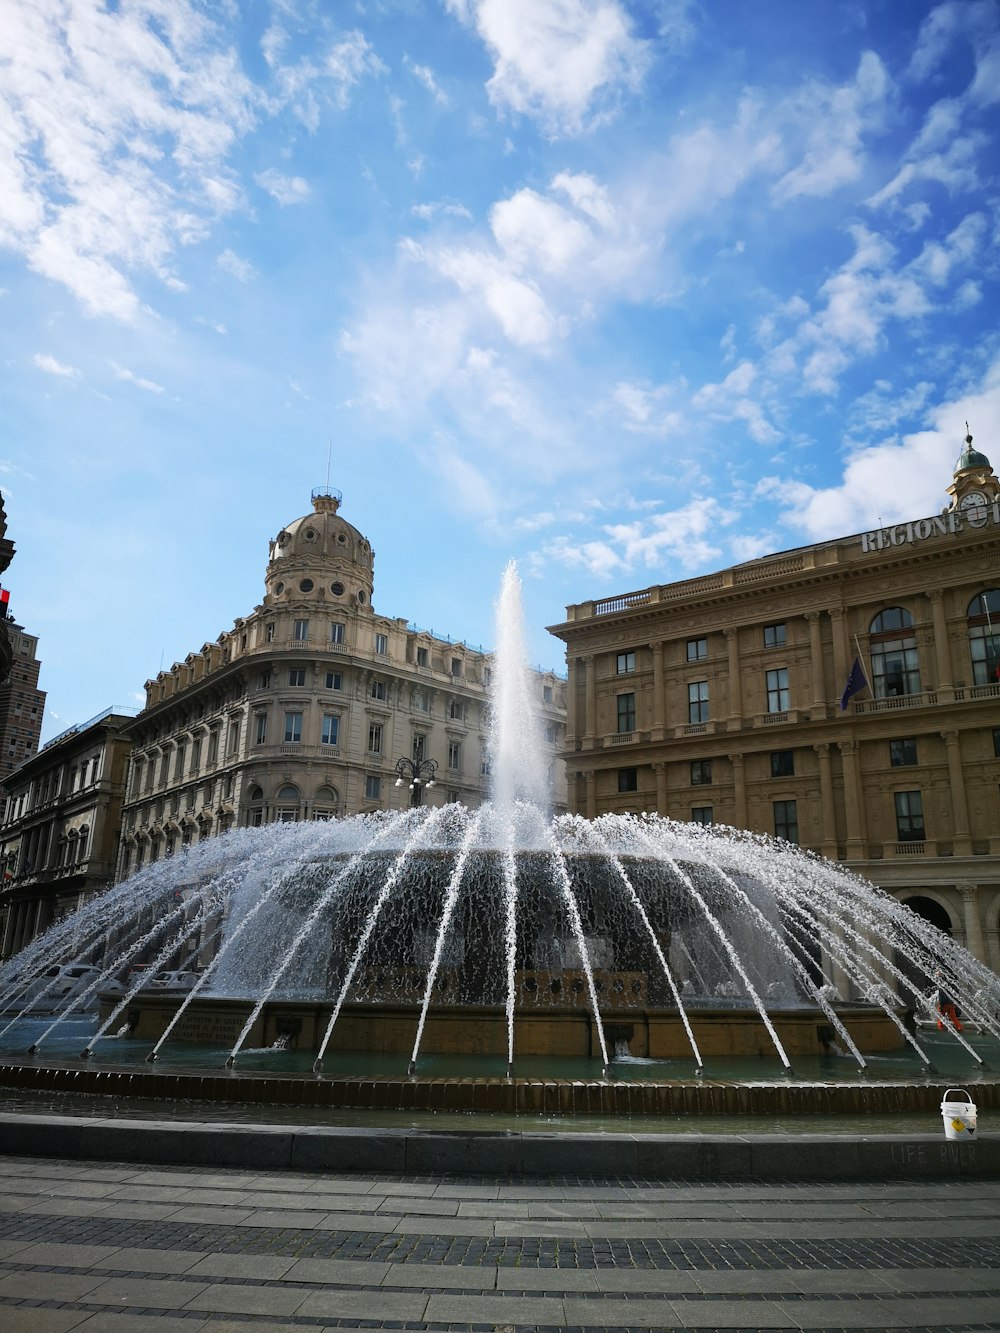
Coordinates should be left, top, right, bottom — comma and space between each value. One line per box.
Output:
945, 426, 998, 516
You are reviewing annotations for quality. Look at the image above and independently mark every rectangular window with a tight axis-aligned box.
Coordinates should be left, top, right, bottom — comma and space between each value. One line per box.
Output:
448, 740, 462, 770
330, 622, 345, 645
449, 700, 465, 720
174, 744, 185, 781
207, 729, 219, 764
688, 680, 709, 723
321, 715, 339, 747
873, 638, 921, 698
766, 667, 790, 713
774, 799, 799, 843
764, 623, 787, 647
416, 646, 429, 667
368, 722, 382, 754
889, 738, 918, 767
616, 651, 636, 674
365, 774, 381, 801
686, 638, 707, 662
370, 680, 386, 701
190, 737, 201, 772
770, 750, 795, 777
545, 720, 560, 743
691, 806, 713, 826
618, 767, 638, 793
413, 734, 426, 763
375, 632, 388, 655
414, 690, 429, 712
288, 669, 306, 686
227, 720, 239, 754
255, 714, 267, 745
325, 671, 342, 691
257, 669, 271, 690
451, 657, 462, 676
293, 618, 309, 641
283, 711, 302, 743
994, 729, 1000, 759
265, 622, 275, 642
894, 790, 925, 842
543, 684, 553, 702
691, 759, 712, 785
617, 692, 636, 733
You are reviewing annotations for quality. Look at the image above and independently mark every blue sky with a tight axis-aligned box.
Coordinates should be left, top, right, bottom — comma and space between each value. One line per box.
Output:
2, 0, 999, 744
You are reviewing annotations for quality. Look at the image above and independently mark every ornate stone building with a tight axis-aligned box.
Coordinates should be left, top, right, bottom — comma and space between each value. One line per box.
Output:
548, 434, 1000, 975
117, 489, 566, 878
0, 708, 135, 959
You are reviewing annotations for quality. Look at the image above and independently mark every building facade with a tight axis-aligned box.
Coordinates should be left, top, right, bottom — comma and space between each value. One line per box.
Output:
117, 489, 566, 879
548, 435, 1000, 974
0, 615, 46, 784
0, 708, 135, 959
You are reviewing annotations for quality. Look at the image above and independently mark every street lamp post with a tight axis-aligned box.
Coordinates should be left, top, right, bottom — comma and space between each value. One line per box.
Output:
394, 756, 438, 807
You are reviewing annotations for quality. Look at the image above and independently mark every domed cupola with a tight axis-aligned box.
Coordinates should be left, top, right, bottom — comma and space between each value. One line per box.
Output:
264, 488, 375, 611
954, 427, 991, 475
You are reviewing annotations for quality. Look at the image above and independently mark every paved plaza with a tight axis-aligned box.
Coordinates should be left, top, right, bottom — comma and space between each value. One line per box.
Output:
0, 1152, 999, 1331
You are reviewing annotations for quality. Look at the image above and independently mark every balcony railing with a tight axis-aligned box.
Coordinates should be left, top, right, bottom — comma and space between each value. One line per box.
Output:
855, 690, 937, 713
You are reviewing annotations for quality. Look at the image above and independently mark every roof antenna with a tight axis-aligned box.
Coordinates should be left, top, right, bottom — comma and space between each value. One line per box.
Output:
326, 438, 333, 492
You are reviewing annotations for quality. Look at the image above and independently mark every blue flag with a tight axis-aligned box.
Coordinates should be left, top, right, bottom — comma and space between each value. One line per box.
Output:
840, 657, 868, 710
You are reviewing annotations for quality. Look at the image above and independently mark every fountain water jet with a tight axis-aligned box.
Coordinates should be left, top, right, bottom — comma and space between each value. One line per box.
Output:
2, 562, 999, 1116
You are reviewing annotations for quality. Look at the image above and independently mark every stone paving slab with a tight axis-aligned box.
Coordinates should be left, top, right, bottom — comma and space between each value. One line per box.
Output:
2, 1312, 91, 1332
280, 1256, 391, 1285
0, 1270, 109, 1300
98, 1247, 205, 1274
294, 1286, 428, 1319
182, 1280, 307, 1316
183, 1252, 298, 1279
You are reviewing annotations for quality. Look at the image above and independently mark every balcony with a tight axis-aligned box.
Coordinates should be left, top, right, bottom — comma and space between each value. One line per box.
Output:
854, 690, 937, 714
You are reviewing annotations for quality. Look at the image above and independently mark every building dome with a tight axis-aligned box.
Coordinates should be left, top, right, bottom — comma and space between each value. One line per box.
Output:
264, 488, 374, 609
954, 430, 991, 474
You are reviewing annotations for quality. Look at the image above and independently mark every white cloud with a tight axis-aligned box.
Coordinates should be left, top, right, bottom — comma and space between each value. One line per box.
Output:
447, 0, 650, 135
404, 56, 449, 106
325, 32, 387, 109
33, 353, 80, 380
110, 361, 165, 394
255, 168, 311, 205
412, 201, 473, 221
217, 248, 255, 282
763, 353, 1000, 541
772, 51, 889, 203
0, 0, 257, 321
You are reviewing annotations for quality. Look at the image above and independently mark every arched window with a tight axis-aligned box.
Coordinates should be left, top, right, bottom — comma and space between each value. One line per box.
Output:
869, 607, 921, 698
967, 589, 1000, 686
246, 785, 265, 829
313, 785, 340, 821
275, 784, 300, 823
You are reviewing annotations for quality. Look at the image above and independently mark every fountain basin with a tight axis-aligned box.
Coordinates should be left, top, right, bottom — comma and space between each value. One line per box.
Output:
103, 994, 908, 1061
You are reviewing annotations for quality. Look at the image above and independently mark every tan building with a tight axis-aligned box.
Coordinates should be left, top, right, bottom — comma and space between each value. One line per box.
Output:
548, 434, 1000, 974
117, 488, 566, 878
0, 707, 135, 959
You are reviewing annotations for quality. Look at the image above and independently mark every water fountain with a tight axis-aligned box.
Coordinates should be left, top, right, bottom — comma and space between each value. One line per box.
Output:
1, 564, 999, 1118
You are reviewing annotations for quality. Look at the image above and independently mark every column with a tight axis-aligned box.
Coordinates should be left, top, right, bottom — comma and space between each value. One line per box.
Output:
837, 740, 867, 858
728, 753, 747, 828
926, 590, 953, 697
566, 658, 579, 746
960, 885, 987, 964
806, 612, 826, 716
828, 608, 849, 706
583, 769, 596, 820
650, 641, 665, 739
724, 628, 742, 730
941, 730, 972, 855
652, 761, 667, 816
813, 743, 838, 859
583, 655, 596, 747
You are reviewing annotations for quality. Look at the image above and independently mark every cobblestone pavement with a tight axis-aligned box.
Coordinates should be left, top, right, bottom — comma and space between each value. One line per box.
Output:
0, 1155, 999, 1331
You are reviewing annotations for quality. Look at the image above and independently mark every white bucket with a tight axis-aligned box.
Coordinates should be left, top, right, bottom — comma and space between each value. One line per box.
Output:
940, 1088, 977, 1140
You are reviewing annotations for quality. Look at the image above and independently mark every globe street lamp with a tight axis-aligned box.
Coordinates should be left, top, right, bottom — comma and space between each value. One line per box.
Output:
394, 756, 438, 807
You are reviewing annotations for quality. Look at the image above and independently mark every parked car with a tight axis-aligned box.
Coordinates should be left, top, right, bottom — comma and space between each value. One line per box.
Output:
145, 970, 201, 991
20, 964, 105, 1010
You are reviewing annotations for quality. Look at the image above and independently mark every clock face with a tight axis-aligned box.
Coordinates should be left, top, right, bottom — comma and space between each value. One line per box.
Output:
960, 491, 989, 510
